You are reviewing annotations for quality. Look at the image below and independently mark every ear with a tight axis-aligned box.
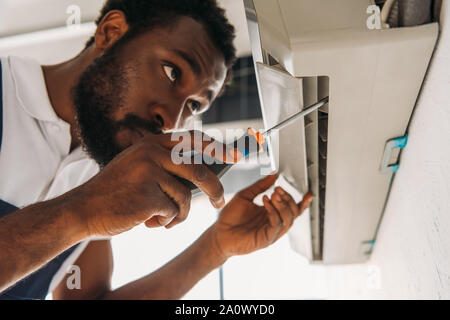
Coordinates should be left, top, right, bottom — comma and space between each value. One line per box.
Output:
94, 10, 129, 52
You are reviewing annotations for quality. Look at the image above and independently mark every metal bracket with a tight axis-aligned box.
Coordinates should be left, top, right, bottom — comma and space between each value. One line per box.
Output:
360, 240, 376, 256
380, 135, 408, 174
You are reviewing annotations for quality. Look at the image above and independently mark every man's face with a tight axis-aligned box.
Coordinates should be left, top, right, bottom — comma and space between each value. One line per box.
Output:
74, 17, 228, 167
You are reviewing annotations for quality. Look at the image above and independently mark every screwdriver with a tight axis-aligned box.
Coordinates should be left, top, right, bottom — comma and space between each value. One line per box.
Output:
178, 96, 329, 195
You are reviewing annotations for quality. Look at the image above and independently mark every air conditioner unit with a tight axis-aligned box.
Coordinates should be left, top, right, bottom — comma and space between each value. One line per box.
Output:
244, 0, 439, 264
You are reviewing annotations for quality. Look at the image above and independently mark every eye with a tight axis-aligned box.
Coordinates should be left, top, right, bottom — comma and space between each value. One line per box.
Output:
163, 65, 179, 83
186, 100, 203, 115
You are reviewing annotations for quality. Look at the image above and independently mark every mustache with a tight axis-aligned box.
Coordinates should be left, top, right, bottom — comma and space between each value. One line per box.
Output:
114, 114, 163, 135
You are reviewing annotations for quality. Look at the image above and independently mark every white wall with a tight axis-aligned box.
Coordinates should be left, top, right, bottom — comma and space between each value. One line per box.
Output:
0, 0, 104, 37
0, 0, 251, 62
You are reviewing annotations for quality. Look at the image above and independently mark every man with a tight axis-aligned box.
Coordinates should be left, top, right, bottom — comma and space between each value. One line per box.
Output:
0, 0, 312, 300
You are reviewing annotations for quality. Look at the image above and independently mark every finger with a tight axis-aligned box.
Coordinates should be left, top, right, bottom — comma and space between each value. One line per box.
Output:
271, 189, 295, 231
298, 192, 314, 216
275, 187, 299, 218
145, 217, 162, 228
237, 174, 278, 201
149, 146, 225, 209
154, 171, 192, 229
153, 130, 238, 164
144, 186, 179, 228
262, 195, 282, 244
263, 195, 282, 228
145, 215, 176, 228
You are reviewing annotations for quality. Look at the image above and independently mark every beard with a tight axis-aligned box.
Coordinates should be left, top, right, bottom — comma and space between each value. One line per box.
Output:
73, 43, 162, 168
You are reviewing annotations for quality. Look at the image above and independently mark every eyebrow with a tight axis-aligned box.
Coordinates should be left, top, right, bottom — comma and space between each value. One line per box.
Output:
174, 49, 202, 76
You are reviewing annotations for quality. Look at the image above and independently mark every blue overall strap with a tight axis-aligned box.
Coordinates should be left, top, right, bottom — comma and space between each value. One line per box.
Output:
0, 60, 80, 300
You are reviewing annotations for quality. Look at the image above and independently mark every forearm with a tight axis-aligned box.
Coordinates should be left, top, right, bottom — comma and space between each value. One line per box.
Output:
0, 196, 88, 292
101, 226, 226, 300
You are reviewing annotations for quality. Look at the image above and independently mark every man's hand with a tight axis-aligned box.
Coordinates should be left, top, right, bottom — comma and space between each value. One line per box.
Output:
52, 174, 312, 300
209, 175, 313, 259
67, 131, 230, 237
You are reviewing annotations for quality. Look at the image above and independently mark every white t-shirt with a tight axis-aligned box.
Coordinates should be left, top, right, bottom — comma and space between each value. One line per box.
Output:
0, 56, 100, 293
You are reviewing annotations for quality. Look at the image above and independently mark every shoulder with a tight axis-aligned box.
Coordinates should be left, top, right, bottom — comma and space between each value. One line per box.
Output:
43, 147, 100, 201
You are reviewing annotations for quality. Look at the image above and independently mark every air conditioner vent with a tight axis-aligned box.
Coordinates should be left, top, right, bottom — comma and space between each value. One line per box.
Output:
302, 76, 330, 261
318, 109, 329, 259
319, 119, 328, 142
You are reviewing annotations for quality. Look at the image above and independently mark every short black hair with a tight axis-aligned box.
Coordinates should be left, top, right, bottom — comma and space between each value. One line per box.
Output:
85, 0, 237, 68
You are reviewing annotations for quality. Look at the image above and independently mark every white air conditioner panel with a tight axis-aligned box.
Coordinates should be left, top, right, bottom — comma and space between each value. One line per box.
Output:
256, 63, 309, 194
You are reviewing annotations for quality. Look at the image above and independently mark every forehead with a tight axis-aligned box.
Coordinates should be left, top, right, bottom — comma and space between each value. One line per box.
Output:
122, 16, 227, 92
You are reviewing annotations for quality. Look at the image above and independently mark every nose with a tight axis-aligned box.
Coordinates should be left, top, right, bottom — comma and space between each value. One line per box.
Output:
150, 104, 184, 132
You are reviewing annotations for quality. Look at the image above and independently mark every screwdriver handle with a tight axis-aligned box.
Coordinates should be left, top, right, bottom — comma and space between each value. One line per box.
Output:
176, 128, 265, 195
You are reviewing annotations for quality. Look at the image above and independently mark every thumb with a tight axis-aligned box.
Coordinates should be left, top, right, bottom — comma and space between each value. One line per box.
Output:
298, 192, 313, 214
237, 174, 278, 201
144, 216, 173, 228
145, 217, 162, 228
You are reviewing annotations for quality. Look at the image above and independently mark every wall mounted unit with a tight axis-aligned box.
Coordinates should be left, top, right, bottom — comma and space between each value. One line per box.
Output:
244, 0, 439, 264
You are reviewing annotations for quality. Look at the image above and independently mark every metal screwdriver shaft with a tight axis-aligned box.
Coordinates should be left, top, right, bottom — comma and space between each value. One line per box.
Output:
262, 96, 329, 138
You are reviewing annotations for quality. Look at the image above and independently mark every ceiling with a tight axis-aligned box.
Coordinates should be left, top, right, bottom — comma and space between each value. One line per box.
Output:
0, 0, 251, 57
